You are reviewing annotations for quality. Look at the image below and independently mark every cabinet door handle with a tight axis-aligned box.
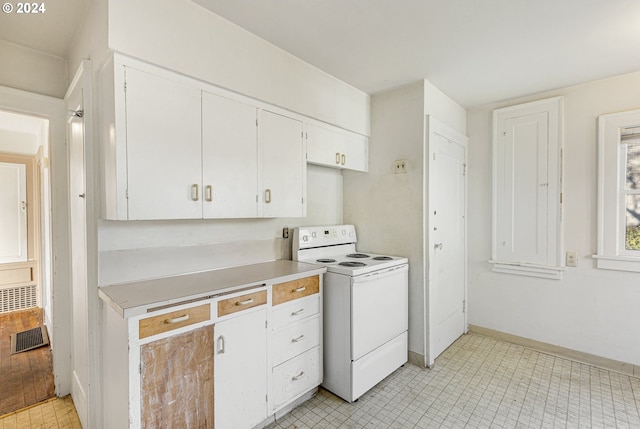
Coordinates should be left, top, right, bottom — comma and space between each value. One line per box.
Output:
217, 335, 225, 354
205, 185, 213, 202
236, 298, 254, 306
165, 314, 189, 324
292, 371, 305, 381
291, 334, 305, 343
341, 154, 346, 165
293, 286, 306, 293
191, 184, 199, 201
291, 308, 305, 316
335, 152, 341, 165
265, 189, 272, 203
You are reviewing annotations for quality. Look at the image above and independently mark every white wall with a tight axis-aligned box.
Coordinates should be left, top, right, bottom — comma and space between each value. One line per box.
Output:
108, 0, 370, 136
467, 71, 640, 367
344, 80, 466, 360
0, 40, 67, 98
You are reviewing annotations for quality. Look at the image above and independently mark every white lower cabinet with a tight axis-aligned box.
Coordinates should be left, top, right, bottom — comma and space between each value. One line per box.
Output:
215, 307, 268, 429
102, 274, 322, 429
270, 276, 322, 414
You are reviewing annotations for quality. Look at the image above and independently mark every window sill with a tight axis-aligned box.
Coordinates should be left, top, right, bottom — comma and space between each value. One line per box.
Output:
592, 255, 640, 273
489, 260, 564, 280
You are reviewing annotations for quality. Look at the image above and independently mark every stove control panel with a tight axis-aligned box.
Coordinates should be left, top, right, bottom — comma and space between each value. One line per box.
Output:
293, 225, 357, 249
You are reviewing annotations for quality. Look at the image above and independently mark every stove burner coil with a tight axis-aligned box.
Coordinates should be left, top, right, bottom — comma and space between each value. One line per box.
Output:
346, 253, 370, 258
316, 258, 337, 263
372, 256, 393, 260
339, 261, 367, 267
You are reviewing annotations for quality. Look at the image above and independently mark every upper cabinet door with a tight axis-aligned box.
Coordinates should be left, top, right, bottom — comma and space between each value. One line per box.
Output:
340, 132, 368, 172
306, 122, 368, 172
124, 67, 202, 220
202, 92, 258, 218
260, 111, 305, 218
306, 123, 341, 168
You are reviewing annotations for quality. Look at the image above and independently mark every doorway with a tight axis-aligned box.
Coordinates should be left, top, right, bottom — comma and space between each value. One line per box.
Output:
0, 111, 55, 414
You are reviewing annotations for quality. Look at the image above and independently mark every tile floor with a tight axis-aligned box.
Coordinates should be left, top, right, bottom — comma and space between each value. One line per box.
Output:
2, 333, 638, 428
0, 396, 81, 429
267, 334, 640, 429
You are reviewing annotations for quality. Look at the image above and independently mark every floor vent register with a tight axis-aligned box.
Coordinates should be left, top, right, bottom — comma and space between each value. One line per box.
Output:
10, 326, 49, 355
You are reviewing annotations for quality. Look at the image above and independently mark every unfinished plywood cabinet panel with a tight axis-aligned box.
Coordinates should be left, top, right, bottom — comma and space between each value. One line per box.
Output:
140, 325, 214, 429
272, 275, 319, 305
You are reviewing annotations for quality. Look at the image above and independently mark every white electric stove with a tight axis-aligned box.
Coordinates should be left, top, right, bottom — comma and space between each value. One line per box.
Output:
292, 225, 408, 402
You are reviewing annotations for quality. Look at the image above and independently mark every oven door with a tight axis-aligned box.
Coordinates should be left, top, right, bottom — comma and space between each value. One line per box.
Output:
351, 264, 408, 361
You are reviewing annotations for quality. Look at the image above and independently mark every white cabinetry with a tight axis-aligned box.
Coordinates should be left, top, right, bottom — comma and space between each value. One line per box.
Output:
101, 54, 307, 220
306, 122, 368, 172
270, 276, 322, 414
260, 111, 306, 218
214, 290, 268, 429
202, 92, 258, 218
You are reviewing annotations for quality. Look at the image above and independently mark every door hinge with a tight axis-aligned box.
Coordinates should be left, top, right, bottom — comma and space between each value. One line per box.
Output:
266, 394, 268, 402
265, 320, 268, 329
124, 81, 127, 92
463, 300, 466, 314
256, 118, 258, 127
463, 163, 466, 176
560, 192, 563, 204
139, 363, 142, 374
433, 153, 436, 161
126, 189, 129, 199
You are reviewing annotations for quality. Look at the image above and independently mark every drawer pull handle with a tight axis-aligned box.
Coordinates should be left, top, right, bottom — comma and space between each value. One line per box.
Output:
292, 371, 305, 381
291, 335, 305, 343
165, 314, 189, 324
236, 298, 254, 306
217, 335, 225, 354
291, 308, 305, 316
293, 286, 306, 293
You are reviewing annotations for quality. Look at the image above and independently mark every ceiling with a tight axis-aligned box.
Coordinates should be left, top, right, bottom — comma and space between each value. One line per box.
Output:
1, 0, 640, 107
192, 0, 640, 107
0, 0, 88, 57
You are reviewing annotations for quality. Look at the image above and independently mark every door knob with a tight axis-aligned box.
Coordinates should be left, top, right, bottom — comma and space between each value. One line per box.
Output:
434, 243, 443, 250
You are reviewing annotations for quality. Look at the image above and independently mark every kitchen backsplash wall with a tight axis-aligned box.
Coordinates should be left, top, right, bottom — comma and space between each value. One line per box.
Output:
98, 165, 343, 285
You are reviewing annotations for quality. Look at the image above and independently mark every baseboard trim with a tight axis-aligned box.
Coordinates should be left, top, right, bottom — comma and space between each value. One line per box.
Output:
468, 324, 639, 379
408, 350, 427, 368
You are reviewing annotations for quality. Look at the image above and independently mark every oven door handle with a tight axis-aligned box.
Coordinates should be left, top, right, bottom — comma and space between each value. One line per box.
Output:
352, 264, 408, 283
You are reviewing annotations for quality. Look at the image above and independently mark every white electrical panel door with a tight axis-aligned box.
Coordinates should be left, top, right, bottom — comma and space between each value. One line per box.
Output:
260, 111, 305, 217
124, 67, 202, 220
202, 92, 258, 218
492, 97, 563, 278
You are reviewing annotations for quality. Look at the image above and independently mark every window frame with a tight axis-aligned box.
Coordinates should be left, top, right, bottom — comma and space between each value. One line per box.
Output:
595, 109, 640, 272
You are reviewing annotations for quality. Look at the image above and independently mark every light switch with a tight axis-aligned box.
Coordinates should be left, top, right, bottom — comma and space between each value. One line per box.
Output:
566, 251, 577, 267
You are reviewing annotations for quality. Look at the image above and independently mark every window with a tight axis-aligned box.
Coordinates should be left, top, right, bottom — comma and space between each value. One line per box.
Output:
595, 109, 640, 272
491, 97, 564, 279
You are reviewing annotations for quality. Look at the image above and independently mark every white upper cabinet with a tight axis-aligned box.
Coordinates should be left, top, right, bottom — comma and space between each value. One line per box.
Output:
101, 54, 315, 220
124, 67, 203, 220
202, 92, 258, 218
260, 111, 306, 218
306, 122, 368, 172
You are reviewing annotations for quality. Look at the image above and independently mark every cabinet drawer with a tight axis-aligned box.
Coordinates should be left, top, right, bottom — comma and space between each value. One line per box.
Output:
139, 303, 210, 339
271, 295, 319, 330
272, 346, 321, 409
217, 290, 267, 317
272, 276, 319, 305
272, 316, 320, 366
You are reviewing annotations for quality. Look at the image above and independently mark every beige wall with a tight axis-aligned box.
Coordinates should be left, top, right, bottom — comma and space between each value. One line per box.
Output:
467, 70, 640, 366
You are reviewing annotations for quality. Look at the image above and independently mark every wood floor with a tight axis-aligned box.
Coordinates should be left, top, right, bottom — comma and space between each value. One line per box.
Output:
0, 308, 55, 416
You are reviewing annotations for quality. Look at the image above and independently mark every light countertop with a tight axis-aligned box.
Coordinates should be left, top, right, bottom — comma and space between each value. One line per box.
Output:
98, 260, 326, 318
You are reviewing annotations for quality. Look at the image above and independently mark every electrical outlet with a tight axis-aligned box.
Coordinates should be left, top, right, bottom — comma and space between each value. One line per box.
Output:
566, 251, 577, 267
282, 227, 289, 239
394, 160, 408, 174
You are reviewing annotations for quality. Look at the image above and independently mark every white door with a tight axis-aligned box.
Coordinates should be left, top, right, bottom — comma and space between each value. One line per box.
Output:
124, 67, 202, 220
427, 116, 467, 365
259, 110, 305, 217
215, 309, 267, 429
67, 86, 89, 428
0, 162, 27, 263
202, 92, 258, 218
